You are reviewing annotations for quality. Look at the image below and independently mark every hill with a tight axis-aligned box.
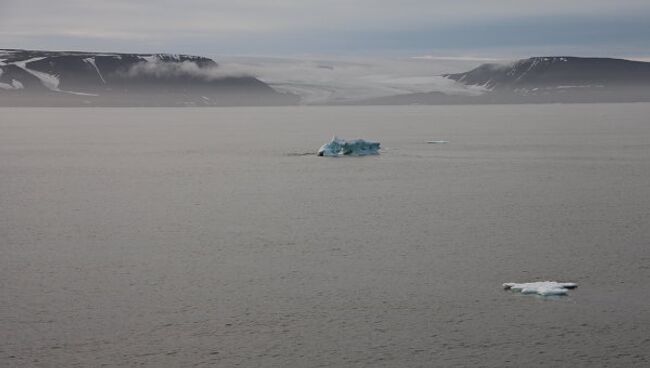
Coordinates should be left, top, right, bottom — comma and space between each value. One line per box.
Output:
0, 49, 298, 106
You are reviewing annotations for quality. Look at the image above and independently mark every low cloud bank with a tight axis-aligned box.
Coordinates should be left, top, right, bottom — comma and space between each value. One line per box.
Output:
125, 60, 253, 81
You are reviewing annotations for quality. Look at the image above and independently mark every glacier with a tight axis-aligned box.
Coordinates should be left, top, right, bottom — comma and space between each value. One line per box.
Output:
503, 281, 578, 296
317, 136, 380, 157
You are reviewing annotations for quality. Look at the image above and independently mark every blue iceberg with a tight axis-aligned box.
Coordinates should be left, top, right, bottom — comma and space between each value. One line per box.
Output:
317, 136, 380, 157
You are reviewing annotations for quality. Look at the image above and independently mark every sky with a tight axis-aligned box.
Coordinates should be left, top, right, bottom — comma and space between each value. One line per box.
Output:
1, 0, 650, 58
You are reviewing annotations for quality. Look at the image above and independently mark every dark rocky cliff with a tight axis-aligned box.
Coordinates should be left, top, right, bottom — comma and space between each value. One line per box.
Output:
0, 49, 298, 106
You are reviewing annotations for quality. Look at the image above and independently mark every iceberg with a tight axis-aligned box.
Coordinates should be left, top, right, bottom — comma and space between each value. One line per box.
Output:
503, 281, 577, 296
317, 136, 380, 157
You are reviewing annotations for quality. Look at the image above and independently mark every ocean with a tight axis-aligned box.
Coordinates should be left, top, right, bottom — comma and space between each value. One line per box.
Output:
2, 104, 649, 367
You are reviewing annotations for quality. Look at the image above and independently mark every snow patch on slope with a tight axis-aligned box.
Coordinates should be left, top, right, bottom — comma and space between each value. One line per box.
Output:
84, 57, 106, 84
0, 79, 25, 90
14, 57, 61, 91
14, 57, 98, 96
141, 55, 158, 63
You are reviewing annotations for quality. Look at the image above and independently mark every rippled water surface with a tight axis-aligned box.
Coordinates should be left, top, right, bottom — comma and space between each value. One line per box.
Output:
2, 105, 650, 367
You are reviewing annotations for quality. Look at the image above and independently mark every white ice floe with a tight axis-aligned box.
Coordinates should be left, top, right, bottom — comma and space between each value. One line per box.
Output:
503, 281, 577, 296
317, 136, 380, 157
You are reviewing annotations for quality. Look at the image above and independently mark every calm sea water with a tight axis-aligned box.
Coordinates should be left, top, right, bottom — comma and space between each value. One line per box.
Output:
2, 105, 649, 367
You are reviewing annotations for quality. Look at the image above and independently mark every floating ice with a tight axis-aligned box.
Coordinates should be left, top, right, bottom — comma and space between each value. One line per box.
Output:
503, 281, 577, 296
317, 136, 380, 157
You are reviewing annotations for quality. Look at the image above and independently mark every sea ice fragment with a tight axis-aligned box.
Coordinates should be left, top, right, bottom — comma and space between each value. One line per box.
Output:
503, 281, 577, 296
317, 136, 380, 157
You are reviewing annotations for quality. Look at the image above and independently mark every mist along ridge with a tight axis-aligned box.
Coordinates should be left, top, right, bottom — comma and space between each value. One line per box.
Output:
0, 49, 299, 107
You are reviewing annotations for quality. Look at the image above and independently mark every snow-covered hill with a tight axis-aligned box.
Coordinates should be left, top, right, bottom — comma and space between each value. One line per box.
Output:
356, 57, 650, 105
444, 57, 650, 92
0, 49, 298, 106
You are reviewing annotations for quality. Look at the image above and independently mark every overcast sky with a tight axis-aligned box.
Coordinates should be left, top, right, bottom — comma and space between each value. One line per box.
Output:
1, 0, 649, 58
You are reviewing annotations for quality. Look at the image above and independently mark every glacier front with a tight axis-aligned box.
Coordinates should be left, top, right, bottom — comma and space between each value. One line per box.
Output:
317, 136, 380, 157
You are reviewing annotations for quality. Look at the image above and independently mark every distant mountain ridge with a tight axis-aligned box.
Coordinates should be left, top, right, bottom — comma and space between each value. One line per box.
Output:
444, 57, 650, 90
3, 52, 649, 106
0, 49, 298, 106
355, 56, 650, 105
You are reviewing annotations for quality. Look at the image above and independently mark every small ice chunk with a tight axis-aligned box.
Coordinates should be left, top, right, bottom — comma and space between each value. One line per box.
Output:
503, 281, 577, 296
427, 140, 448, 144
317, 136, 380, 157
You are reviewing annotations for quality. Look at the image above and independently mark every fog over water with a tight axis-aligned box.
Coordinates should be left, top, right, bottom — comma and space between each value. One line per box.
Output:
2, 104, 649, 367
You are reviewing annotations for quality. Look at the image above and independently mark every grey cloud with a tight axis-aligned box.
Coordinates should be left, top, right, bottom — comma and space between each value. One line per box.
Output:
1, 1, 649, 56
